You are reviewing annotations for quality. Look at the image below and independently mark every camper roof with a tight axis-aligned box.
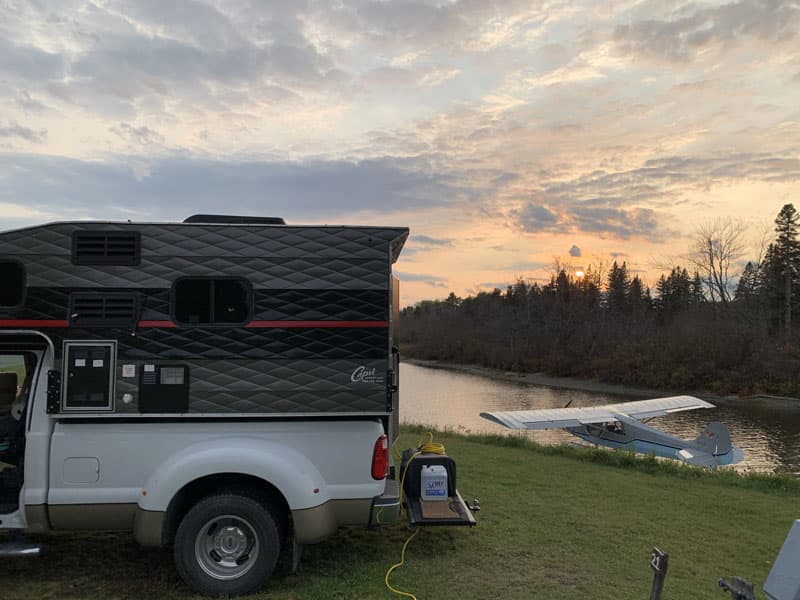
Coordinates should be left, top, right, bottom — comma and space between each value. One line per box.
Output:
0, 218, 410, 263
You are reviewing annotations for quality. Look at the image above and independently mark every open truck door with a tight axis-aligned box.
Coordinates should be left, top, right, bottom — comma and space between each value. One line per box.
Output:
0, 332, 50, 549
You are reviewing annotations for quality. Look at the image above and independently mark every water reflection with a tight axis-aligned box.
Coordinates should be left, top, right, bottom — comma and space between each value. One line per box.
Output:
399, 362, 800, 474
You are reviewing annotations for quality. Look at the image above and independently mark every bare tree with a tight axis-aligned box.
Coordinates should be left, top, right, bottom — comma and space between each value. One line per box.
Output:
688, 218, 747, 304
752, 220, 772, 266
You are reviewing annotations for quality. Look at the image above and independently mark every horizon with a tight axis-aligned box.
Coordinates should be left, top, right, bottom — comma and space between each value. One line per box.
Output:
0, 0, 798, 305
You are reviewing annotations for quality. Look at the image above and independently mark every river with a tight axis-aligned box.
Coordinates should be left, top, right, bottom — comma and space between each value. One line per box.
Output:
399, 361, 800, 474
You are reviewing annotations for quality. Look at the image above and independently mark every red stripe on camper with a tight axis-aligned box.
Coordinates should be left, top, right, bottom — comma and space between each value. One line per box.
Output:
245, 320, 389, 329
138, 320, 178, 328
0, 319, 69, 328
134, 320, 388, 329
0, 319, 388, 329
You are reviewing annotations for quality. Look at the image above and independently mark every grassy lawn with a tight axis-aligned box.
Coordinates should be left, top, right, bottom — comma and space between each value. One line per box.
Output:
3, 429, 797, 599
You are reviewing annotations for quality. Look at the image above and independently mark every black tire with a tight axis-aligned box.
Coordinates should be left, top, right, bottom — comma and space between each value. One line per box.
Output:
174, 492, 281, 596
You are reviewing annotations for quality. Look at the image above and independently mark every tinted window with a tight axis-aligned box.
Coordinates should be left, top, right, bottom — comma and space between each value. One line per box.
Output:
173, 278, 250, 325
174, 279, 212, 324
214, 279, 250, 323
0, 261, 25, 307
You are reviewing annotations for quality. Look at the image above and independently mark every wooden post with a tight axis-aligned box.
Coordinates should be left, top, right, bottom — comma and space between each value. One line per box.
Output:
649, 548, 668, 600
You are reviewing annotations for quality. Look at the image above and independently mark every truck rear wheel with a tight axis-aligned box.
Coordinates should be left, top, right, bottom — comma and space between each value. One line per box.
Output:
174, 492, 281, 596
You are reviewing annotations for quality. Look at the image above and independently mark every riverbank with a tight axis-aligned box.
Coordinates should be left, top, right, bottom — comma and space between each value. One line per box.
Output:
404, 357, 800, 409
3, 428, 797, 599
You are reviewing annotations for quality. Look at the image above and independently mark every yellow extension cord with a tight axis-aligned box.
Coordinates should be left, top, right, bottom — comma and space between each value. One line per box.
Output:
384, 432, 446, 600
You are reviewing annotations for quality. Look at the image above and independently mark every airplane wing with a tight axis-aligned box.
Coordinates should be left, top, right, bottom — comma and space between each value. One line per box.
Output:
481, 405, 624, 429
608, 396, 715, 420
480, 395, 714, 430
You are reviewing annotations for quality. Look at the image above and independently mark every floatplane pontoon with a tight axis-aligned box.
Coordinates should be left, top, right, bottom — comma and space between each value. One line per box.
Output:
481, 396, 744, 468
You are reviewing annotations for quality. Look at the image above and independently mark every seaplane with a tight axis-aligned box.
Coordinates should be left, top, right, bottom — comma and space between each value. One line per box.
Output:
480, 395, 744, 468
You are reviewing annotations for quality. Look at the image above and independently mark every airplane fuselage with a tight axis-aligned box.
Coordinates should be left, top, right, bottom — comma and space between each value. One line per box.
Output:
567, 415, 740, 466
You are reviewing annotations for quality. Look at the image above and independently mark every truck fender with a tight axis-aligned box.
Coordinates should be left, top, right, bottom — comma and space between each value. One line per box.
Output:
137, 436, 330, 512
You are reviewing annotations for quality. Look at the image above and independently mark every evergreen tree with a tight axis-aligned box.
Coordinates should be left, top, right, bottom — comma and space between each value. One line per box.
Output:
734, 261, 758, 304
606, 261, 631, 313
773, 204, 800, 340
657, 267, 692, 313
629, 275, 648, 313
577, 267, 601, 308
554, 270, 571, 303
689, 271, 705, 305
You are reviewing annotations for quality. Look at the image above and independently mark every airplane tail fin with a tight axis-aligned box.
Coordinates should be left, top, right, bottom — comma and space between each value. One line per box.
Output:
694, 421, 733, 456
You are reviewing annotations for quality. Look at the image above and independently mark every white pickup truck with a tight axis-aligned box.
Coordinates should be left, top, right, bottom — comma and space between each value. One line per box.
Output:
0, 217, 474, 595
0, 337, 399, 596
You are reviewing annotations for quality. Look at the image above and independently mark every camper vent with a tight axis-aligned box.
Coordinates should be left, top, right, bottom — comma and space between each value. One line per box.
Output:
69, 293, 139, 328
72, 231, 141, 266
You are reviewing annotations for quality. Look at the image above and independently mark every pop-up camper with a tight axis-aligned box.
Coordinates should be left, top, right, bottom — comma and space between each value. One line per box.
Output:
0, 215, 406, 422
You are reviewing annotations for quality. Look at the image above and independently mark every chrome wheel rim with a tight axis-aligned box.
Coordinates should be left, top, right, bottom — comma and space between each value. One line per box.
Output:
194, 514, 260, 580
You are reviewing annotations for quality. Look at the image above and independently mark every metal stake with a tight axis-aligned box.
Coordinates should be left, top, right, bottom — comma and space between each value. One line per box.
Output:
649, 548, 669, 600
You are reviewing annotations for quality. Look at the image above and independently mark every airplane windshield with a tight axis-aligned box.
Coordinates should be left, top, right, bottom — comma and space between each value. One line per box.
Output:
605, 422, 625, 435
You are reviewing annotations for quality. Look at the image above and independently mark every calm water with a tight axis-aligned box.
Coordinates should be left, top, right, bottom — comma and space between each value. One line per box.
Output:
399, 362, 800, 474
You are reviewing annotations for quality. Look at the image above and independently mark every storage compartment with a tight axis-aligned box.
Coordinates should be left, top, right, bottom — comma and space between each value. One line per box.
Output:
62, 341, 116, 411
138, 364, 190, 413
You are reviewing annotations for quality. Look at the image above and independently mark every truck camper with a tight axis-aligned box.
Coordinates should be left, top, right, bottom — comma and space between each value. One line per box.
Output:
0, 215, 474, 595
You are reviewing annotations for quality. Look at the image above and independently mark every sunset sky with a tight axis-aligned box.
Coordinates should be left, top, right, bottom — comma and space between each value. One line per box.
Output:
1, 0, 798, 305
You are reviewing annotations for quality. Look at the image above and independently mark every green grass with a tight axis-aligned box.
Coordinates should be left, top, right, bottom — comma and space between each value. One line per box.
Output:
3, 428, 796, 599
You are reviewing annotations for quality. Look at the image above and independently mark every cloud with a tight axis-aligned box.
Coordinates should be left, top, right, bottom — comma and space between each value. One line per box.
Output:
0, 152, 454, 221
514, 201, 663, 239
613, 0, 800, 64
517, 204, 559, 228
15, 91, 48, 112
0, 1, 341, 123
0, 37, 65, 83
109, 123, 165, 146
0, 0, 509, 124
395, 271, 447, 288
68, 31, 334, 98
419, 66, 460, 87
510, 152, 800, 239
322, 0, 545, 51
569, 245, 581, 257
362, 64, 459, 89
476, 281, 512, 290
413, 235, 454, 247
0, 122, 46, 143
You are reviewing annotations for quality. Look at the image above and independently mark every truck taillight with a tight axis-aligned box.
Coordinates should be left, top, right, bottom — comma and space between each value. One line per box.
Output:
371, 434, 389, 480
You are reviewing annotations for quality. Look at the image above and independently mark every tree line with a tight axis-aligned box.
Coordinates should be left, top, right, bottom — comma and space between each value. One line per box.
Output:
398, 204, 800, 397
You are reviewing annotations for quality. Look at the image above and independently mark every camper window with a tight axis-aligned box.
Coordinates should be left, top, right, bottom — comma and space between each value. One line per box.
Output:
0, 261, 25, 307
172, 277, 251, 325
